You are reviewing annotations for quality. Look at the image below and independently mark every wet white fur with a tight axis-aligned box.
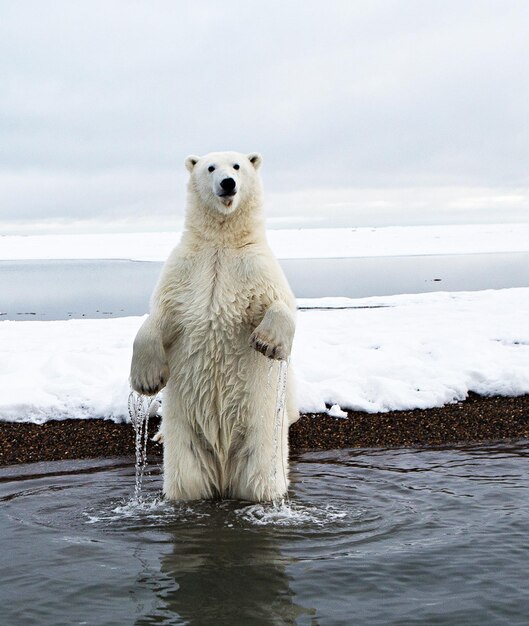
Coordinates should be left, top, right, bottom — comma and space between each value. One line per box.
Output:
130, 151, 298, 502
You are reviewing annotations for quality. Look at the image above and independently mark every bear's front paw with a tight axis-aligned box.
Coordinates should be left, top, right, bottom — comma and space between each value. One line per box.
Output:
249, 329, 288, 360
130, 362, 170, 396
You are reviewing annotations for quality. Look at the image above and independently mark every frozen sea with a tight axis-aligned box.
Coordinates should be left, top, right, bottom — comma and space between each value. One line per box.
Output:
1, 223, 528, 320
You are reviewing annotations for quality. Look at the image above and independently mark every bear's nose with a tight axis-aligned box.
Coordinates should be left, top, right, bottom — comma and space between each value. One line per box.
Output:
220, 177, 236, 192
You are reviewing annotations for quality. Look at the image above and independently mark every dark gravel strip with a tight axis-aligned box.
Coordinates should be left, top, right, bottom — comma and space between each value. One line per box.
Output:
1, 392, 529, 467
290, 392, 529, 451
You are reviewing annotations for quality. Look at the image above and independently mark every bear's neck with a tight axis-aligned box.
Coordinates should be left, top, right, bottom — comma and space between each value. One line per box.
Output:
183, 193, 266, 249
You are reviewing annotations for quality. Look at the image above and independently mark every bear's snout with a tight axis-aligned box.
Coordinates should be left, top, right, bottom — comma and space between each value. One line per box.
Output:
219, 177, 236, 196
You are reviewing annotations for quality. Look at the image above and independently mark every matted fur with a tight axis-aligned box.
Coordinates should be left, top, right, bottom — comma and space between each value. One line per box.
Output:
130, 151, 298, 501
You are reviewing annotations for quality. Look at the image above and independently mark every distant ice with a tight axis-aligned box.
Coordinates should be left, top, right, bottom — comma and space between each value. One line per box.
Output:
1, 288, 528, 423
1, 223, 529, 261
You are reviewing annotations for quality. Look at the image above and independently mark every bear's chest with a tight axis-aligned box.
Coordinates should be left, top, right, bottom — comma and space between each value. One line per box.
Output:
169, 249, 267, 333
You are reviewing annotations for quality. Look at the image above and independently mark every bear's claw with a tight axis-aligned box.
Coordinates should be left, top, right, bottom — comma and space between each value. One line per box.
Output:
130, 366, 169, 396
249, 330, 287, 361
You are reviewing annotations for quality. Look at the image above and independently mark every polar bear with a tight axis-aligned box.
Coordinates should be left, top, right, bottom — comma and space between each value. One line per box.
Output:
130, 151, 298, 502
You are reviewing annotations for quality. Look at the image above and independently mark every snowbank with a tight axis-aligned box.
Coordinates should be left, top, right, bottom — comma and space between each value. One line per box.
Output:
1, 288, 528, 423
1, 223, 529, 262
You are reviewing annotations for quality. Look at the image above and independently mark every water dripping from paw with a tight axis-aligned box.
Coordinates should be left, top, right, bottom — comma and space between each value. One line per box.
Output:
128, 390, 160, 503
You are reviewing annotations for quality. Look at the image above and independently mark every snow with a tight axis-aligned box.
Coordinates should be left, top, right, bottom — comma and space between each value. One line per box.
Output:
1, 288, 529, 423
328, 404, 348, 419
294, 289, 529, 414
0, 317, 137, 423
1, 223, 529, 262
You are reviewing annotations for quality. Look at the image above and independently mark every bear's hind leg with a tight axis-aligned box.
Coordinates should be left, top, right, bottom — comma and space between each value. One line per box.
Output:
162, 418, 217, 501
228, 420, 289, 502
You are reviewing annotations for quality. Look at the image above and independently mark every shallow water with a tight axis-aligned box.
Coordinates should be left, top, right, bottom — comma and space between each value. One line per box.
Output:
2, 443, 529, 625
1, 252, 529, 319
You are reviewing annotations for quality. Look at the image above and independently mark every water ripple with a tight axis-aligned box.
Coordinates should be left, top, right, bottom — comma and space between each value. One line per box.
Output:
1, 442, 529, 625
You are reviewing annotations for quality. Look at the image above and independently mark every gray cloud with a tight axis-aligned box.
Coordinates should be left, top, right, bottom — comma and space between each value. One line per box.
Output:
1, 0, 528, 232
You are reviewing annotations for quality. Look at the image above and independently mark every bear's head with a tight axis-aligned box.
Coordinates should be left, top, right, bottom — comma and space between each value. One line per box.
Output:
185, 151, 263, 216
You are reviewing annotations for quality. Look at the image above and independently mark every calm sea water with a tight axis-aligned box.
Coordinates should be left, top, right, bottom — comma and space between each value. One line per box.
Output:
1, 252, 528, 320
1, 443, 529, 625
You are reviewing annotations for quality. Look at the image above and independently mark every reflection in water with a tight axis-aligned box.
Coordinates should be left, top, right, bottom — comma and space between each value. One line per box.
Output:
1, 443, 529, 625
138, 522, 314, 625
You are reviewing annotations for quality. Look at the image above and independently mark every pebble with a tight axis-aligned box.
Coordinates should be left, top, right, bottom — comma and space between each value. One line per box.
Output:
0, 393, 528, 466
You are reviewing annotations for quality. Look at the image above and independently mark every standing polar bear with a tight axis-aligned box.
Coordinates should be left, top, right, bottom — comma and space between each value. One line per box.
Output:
130, 151, 298, 502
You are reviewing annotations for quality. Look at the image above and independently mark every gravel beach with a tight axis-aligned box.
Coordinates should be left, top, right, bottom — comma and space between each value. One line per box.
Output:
1, 393, 528, 466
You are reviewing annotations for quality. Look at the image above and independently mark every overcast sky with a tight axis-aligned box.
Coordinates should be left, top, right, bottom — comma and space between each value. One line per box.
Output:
1, 0, 528, 234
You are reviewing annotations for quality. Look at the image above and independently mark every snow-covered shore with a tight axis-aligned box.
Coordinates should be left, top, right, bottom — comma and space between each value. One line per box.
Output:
1, 288, 528, 424
2, 223, 529, 262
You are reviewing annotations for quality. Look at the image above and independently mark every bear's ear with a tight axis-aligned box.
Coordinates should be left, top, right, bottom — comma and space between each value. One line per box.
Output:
185, 155, 200, 172
247, 153, 262, 170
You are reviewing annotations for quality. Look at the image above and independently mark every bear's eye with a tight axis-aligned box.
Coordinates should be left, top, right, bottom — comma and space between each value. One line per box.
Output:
208, 165, 215, 173
233, 164, 240, 170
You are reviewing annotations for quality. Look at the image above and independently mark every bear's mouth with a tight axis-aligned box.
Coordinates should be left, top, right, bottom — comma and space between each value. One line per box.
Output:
218, 191, 237, 208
